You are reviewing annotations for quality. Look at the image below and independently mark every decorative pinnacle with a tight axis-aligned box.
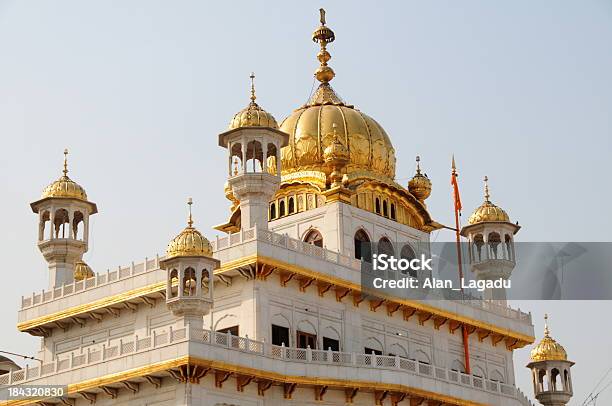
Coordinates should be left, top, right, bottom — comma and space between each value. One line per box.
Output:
416, 155, 422, 175
63, 148, 69, 176
187, 197, 193, 227
544, 314, 550, 337
484, 176, 490, 202
312, 8, 336, 83
249, 72, 256, 103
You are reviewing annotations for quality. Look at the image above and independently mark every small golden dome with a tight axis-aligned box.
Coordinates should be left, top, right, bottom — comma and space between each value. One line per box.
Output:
323, 123, 349, 164
42, 149, 88, 201
229, 73, 278, 130
408, 156, 432, 201
166, 199, 212, 259
468, 176, 510, 224
74, 260, 94, 281
530, 315, 568, 362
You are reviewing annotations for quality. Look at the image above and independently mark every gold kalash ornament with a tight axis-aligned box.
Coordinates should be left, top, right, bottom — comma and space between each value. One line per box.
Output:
166, 198, 213, 259
530, 314, 568, 362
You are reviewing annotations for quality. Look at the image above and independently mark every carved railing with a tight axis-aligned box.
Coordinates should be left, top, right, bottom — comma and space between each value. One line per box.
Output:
213, 227, 532, 323
0, 329, 524, 402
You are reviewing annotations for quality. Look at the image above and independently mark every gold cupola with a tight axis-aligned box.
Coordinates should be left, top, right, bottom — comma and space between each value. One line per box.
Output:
468, 176, 510, 224
166, 199, 213, 259
530, 314, 568, 362
408, 156, 432, 201
42, 149, 89, 201
279, 9, 396, 182
228, 73, 278, 130
74, 260, 94, 281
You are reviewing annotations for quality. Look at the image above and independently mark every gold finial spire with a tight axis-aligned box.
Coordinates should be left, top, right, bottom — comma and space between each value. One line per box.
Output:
63, 148, 69, 176
187, 197, 193, 228
544, 313, 550, 336
416, 155, 422, 175
484, 175, 490, 202
312, 8, 336, 83
249, 72, 256, 103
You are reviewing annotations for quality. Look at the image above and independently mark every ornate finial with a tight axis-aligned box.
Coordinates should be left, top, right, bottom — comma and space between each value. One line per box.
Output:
451, 154, 457, 175
249, 72, 256, 103
187, 197, 193, 227
63, 148, 69, 176
484, 176, 490, 202
544, 313, 550, 336
312, 8, 336, 83
416, 155, 422, 175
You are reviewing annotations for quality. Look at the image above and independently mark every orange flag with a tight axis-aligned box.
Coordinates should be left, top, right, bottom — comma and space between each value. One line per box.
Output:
451, 155, 462, 212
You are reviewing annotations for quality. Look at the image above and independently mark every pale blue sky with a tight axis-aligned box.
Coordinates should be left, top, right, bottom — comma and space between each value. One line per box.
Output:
0, 1, 611, 404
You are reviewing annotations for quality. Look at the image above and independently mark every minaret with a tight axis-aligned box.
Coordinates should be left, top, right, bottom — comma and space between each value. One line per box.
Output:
527, 315, 574, 406
160, 199, 218, 331
460, 176, 520, 301
30, 149, 98, 288
219, 73, 288, 230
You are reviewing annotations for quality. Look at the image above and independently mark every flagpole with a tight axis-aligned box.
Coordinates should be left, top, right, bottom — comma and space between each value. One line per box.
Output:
451, 155, 471, 374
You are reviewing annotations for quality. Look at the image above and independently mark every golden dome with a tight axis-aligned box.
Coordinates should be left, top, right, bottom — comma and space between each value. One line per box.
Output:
468, 176, 510, 224
74, 260, 94, 281
408, 156, 432, 201
229, 73, 278, 130
530, 315, 568, 362
42, 149, 88, 201
279, 10, 396, 182
166, 199, 212, 259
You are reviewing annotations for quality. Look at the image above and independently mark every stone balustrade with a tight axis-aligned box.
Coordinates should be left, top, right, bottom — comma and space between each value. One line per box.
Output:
0, 328, 526, 403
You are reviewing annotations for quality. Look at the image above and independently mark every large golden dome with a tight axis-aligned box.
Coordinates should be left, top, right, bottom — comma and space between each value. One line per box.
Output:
166, 199, 212, 259
468, 176, 510, 224
229, 73, 278, 130
530, 315, 568, 362
42, 150, 88, 201
279, 9, 395, 182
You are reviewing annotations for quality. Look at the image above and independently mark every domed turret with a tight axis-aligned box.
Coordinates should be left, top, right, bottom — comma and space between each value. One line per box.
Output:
31, 149, 98, 288
527, 315, 574, 406
408, 156, 432, 201
160, 199, 219, 326
228, 73, 278, 130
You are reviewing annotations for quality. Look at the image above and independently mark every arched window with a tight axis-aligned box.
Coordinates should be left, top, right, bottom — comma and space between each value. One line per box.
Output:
390, 203, 396, 220
279, 200, 286, 217
490, 370, 504, 383
303, 229, 323, 247
487, 232, 501, 259
378, 237, 394, 257
354, 229, 372, 263
201, 269, 210, 296
246, 140, 263, 172
450, 360, 465, 373
375, 198, 381, 214
170, 269, 178, 297
400, 244, 417, 277
183, 268, 196, 296
473, 234, 484, 262
269, 203, 276, 220
551, 368, 561, 391
382, 200, 388, 217
73, 211, 84, 240
54, 208, 70, 238
288, 197, 295, 214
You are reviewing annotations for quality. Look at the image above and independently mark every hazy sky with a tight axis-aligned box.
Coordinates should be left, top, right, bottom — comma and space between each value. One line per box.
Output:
0, 0, 611, 404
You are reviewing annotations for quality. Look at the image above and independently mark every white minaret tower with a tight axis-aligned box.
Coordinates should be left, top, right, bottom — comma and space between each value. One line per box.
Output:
461, 176, 520, 301
218, 73, 288, 230
527, 315, 574, 406
160, 199, 219, 331
30, 149, 98, 288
